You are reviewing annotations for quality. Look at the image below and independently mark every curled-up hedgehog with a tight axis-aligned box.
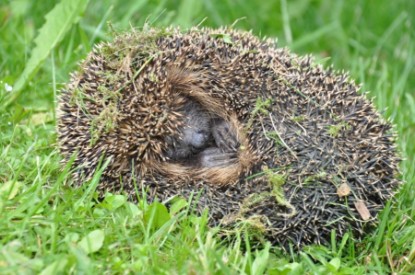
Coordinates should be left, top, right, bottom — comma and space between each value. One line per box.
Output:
57, 27, 401, 249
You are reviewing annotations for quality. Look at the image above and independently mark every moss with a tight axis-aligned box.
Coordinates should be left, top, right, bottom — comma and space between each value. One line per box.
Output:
328, 121, 351, 137
89, 101, 118, 146
253, 97, 272, 116
265, 131, 283, 148
99, 27, 170, 61
149, 72, 159, 83
87, 85, 121, 146
303, 171, 328, 185
291, 115, 306, 123
237, 215, 269, 235
241, 192, 271, 212
264, 168, 297, 217
238, 168, 295, 218
95, 69, 123, 85
96, 83, 119, 102
247, 97, 272, 129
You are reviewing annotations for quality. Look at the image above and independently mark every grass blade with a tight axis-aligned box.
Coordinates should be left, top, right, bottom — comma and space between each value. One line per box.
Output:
6, 0, 90, 107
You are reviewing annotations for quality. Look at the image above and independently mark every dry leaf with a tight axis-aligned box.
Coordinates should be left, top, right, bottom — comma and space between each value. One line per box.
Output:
337, 183, 351, 197
354, 200, 371, 221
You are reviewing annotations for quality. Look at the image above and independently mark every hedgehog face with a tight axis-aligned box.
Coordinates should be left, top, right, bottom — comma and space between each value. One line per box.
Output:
164, 99, 212, 160
180, 101, 212, 149
163, 98, 240, 169
182, 121, 211, 149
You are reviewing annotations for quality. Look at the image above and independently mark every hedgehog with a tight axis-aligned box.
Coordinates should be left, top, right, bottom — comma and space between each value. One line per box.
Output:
57, 27, 401, 249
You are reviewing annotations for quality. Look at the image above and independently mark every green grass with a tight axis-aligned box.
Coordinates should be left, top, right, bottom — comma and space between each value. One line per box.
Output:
1, 0, 414, 273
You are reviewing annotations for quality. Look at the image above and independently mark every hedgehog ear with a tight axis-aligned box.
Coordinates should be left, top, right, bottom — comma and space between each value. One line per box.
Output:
166, 66, 203, 90
167, 66, 230, 120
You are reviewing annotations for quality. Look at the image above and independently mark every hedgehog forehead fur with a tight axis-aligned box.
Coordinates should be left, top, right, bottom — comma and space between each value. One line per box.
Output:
57, 26, 401, 249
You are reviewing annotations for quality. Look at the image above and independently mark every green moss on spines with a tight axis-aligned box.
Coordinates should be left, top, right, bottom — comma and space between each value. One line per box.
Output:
247, 97, 273, 128
89, 101, 118, 146
328, 121, 351, 137
99, 27, 170, 62
303, 171, 328, 185
291, 115, 306, 123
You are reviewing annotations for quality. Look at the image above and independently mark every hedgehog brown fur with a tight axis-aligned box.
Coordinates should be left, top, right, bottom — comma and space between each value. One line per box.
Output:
57, 27, 401, 249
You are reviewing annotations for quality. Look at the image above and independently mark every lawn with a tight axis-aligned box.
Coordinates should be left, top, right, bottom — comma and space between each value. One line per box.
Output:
1, 0, 414, 274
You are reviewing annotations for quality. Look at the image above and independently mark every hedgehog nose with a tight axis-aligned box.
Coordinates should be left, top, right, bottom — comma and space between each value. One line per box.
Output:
192, 131, 210, 148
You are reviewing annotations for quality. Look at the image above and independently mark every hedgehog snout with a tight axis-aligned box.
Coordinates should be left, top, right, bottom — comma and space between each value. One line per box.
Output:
185, 128, 211, 149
